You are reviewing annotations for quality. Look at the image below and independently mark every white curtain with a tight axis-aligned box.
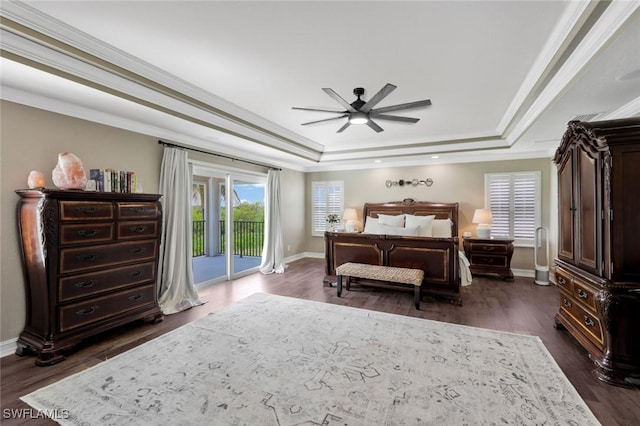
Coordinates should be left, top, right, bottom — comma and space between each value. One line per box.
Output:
157, 147, 204, 314
260, 169, 286, 274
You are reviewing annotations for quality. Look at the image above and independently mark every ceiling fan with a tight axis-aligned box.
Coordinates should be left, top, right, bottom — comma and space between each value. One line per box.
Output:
292, 83, 431, 133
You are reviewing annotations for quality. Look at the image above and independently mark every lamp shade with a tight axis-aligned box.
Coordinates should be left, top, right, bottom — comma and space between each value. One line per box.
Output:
472, 208, 493, 225
472, 208, 493, 238
343, 208, 358, 222
343, 208, 359, 232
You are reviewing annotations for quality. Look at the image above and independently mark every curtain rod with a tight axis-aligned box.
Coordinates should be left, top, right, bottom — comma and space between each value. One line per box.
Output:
158, 140, 281, 171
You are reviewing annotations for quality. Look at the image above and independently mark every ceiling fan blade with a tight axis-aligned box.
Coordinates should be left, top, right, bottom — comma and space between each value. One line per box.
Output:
292, 107, 345, 113
301, 114, 348, 126
370, 114, 420, 123
322, 88, 357, 112
360, 83, 397, 113
373, 99, 432, 114
336, 121, 351, 133
366, 119, 384, 133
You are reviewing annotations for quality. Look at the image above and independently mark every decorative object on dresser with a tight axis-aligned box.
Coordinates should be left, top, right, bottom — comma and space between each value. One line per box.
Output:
51, 152, 87, 190
463, 237, 514, 281
384, 178, 434, 188
552, 118, 640, 387
325, 199, 463, 305
471, 208, 493, 238
15, 189, 164, 366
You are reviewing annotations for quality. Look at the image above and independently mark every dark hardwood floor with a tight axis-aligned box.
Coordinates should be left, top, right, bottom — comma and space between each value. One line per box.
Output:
1, 258, 638, 425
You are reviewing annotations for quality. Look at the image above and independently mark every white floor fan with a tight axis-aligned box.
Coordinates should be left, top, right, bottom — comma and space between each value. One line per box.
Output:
534, 226, 550, 285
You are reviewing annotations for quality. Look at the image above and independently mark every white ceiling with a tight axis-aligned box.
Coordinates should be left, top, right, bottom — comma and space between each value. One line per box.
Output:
1, 1, 639, 171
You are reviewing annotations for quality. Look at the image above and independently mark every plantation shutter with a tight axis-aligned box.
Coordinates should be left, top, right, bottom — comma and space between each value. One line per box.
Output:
485, 172, 540, 246
513, 174, 537, 241
312, 181, 344, 236
487, 175, 511, 238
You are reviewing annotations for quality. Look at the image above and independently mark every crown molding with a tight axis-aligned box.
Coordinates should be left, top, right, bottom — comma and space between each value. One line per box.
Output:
1, 1, 324, 160
506, 0, 640, 146
497, 0, 600, 135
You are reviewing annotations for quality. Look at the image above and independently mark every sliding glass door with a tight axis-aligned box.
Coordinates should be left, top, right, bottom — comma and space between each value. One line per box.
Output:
191, 163, 266, 286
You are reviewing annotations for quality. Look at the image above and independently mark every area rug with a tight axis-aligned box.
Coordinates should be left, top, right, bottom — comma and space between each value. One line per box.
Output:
22, 293, 599, 425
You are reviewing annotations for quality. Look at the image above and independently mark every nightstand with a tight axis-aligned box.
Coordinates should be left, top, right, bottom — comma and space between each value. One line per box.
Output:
463, 237, 514, 281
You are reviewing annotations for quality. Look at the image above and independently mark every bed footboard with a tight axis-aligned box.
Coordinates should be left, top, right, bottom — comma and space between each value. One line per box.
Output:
324, 232, 461, 305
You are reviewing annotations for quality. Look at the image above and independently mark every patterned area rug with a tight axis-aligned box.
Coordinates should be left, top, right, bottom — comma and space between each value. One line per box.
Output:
22, 293, 599, 425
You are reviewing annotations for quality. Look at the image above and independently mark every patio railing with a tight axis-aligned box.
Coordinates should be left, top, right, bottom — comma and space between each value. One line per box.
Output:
192, 220, 264, 258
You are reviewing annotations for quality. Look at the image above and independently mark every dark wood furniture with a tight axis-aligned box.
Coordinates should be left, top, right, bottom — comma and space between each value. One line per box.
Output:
552, 118, 640, 387
324, 199, 461, 305
15, 189, 164, 366
463, 237, 514, 281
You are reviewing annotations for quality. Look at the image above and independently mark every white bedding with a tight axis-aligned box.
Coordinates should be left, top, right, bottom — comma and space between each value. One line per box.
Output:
459, 250, 473, 286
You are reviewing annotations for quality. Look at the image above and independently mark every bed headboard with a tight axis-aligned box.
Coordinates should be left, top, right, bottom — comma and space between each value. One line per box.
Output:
362, 198, 459, 236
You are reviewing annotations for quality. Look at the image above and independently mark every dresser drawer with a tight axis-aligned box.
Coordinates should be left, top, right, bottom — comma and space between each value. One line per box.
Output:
60, 201, 114, 221
469, 254, 507, 268
59, 284, 156, 332
559, 290, 604, 350
117, 221, 158, 240
117, 202, 159, 220
573, 279, 597, 312
60, 223, 114, 245
60, 240, 158, 274
468, 242, 508, 254
555, 268, 572, 292
59, 261, 156, 302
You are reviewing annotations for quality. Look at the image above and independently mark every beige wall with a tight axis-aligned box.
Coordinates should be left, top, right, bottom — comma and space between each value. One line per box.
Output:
304, 158, 555, 271
1, 101, 164, 342
0, 101, 307, 344
0, 99, 555, 344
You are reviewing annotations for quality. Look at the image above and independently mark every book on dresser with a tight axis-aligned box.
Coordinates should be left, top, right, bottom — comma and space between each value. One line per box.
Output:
552, 118, 640, 387
15, 189, 164, 366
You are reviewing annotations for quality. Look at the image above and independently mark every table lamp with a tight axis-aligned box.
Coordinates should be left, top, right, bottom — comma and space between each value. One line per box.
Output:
343, 208, 359, 232
472, 208, 493, 238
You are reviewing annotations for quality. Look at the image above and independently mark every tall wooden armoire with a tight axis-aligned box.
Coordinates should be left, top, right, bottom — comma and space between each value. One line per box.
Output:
553, 118, 640, 387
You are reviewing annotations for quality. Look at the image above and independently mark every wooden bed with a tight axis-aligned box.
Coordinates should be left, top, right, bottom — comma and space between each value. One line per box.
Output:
324, 199, 462, 305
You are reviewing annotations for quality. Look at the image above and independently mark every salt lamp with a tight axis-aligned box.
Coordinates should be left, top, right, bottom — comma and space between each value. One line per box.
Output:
52, 152, 87, 190
27, 170, 45, 189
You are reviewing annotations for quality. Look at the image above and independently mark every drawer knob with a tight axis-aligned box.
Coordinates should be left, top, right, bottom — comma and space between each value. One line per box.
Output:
74, 280, 95, 288
128, 293, 144, 301
76, 207, 98, 214
77, 229, 99, 238
129, 207, 147, 214
129, 247, 146, 254
75, 306, 98, 316
558, 277, 566, 285
584, 316, 595, 327
563, 299, 572, 308
482, 246, 495, 251
129, 226, 147, 233
128, 271, 142, 278
77, 254, 97, 261
577, 288, 588, 299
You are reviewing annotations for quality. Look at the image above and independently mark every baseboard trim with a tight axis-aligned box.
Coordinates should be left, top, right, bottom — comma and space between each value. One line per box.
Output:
1, 338, 17, 359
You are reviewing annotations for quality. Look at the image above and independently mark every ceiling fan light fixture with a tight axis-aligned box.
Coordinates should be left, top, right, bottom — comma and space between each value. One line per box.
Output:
349, 111, 369, 125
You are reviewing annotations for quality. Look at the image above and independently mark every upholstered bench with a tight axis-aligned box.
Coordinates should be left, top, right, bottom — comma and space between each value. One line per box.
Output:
335, 262, 424, 310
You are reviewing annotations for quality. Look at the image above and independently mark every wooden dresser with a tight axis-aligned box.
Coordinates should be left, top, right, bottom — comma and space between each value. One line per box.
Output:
553, 118, 640, 387
462, 237, 514, 281
15, 189, 164, 365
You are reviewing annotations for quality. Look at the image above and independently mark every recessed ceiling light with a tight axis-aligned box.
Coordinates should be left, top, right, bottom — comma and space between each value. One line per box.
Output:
374, 159, 382, 163
431, 155, 440, 159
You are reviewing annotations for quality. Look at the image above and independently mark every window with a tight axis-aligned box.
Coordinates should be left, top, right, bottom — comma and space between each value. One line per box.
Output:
312, 181, 344, 236
485, 171, 540, 247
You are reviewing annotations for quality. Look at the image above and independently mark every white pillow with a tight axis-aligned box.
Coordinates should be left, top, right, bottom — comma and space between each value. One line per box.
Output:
378, 223, 420, 236
432, 218, 453, 237
377, 214, 405, 227
363, 217, 379, 234
405, 214, 435, 237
